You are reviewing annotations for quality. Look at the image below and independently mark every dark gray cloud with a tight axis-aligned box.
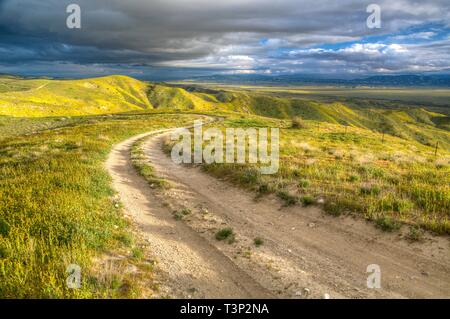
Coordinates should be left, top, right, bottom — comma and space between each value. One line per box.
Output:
0, 0, 449, 77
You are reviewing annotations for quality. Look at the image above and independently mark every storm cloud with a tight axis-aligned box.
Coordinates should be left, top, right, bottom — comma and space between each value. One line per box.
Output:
0, 0, 449, 78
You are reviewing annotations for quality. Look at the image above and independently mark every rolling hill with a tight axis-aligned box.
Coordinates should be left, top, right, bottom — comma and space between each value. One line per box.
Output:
0, 75, 151, 117
1, 74, 449, 299
147, 84, 450, 150
1, 75, 449, 150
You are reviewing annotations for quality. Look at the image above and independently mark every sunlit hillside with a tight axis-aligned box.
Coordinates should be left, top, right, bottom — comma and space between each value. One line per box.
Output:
0, 75, 151, 117
1, 75, 449, 299
1, 76, 449, 150
149, 83, 450, 150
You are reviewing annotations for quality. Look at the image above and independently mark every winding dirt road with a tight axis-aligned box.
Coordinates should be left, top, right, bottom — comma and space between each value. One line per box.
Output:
106, 127, 450, 299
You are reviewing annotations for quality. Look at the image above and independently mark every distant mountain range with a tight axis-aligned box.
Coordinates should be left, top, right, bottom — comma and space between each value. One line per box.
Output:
3, 72, 450, 87
183, 74, 450, 87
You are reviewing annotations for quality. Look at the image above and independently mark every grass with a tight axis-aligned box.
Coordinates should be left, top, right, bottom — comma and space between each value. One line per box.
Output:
131, 138, 171, 190
131, 247, 144, 260
2, 76, 450, 298
190, 113, 449, 234
0, 112, 199, 298
2, 75, 449, 150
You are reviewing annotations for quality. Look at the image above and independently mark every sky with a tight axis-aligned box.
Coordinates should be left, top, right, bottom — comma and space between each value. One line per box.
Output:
0, 0, 449, 80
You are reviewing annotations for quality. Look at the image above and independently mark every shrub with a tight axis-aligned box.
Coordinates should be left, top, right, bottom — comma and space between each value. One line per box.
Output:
375, 216, 401, 232
298, 179, 310, 188
291, 117, 307, 129
0, 244, 8, 259
0, 218, 10, 237
215, 228, 234, 241
239, 168, 260, 186
406, 226, 424, 242
173, 208, 191, 220
277, 190, 298, 206
292, 169, 302, 177
254, 237, 264, 247
258, 183, 270, 194
301, 195, 315, 206
323, 198, 362, 217
324, 201, 344, 216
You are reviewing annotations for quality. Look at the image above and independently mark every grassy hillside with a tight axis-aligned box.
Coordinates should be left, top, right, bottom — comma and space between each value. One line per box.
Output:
1, 75, 449, 298
173, 83, 450, 106
149, 83, 449, 235
0, 75, 152, 117
0, 113, 200, 298
1, 76, 448, 151
166, 114, 449, 235
148, 83, 450, 150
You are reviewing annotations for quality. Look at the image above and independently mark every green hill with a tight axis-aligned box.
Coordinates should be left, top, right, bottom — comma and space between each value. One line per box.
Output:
145, 84, 450, 150
1, 75, 449, 150
0, 75, 151, 117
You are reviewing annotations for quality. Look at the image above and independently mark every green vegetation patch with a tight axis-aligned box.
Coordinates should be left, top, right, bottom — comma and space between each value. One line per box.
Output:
0, 112, 199, 298
215, 228, 234, 242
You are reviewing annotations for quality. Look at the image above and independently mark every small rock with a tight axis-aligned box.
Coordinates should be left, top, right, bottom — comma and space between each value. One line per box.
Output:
294, 291, 302, 296
287, 249, 292, 253
317, 198, 325, 204
308, 222, 316, 228
421, 271, 429, 277
323, 293, 330, 299
114, 203, 119, 208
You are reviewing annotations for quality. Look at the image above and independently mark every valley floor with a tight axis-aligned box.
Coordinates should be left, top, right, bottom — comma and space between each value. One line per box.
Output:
106, 127, 450, 298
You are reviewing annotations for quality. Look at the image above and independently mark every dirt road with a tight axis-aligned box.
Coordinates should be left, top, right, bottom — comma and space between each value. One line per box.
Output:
106, 128, 272, 298
106, 128, 450, 299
